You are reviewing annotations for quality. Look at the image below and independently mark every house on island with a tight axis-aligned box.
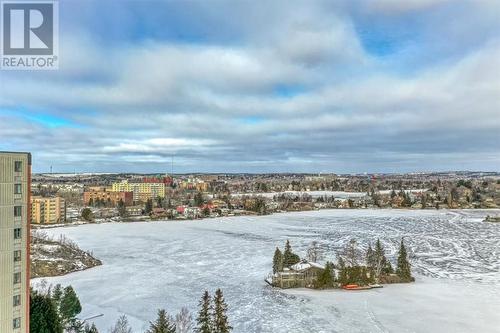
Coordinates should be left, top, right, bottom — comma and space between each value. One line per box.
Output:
270, 260, 325, 289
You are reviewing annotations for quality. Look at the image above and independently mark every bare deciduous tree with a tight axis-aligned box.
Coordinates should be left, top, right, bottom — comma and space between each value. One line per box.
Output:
175, 307, 193, 333
339, 239, 362, 267
306, 241, 322, 263
108, 315, 132, 333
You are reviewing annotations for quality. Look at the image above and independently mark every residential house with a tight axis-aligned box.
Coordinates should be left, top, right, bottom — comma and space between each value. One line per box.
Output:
271, 260, 325, 289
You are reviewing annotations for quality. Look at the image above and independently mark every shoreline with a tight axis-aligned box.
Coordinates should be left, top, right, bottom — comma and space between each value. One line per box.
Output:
30, 208, 499, 281
31, 207, 500, 230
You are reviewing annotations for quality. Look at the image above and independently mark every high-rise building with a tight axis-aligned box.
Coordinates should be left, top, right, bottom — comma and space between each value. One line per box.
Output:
0, 151, 31, 333
31, 196, 66, 224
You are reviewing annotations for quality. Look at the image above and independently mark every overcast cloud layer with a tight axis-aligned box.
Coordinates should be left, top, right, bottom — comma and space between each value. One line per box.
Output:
1, 0, 499, 173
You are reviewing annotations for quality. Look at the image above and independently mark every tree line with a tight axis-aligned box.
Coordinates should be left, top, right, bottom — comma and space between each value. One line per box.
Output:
30, 285, 232, 333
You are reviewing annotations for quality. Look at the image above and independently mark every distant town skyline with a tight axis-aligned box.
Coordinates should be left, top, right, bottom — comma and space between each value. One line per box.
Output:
32, 171, 500, 177
1, 0, 499, 173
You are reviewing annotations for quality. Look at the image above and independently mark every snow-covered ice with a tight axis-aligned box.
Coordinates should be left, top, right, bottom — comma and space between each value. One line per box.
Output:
34, 209, 500, 332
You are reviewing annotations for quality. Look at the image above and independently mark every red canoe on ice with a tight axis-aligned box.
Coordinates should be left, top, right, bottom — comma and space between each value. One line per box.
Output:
342, 284, 372, 290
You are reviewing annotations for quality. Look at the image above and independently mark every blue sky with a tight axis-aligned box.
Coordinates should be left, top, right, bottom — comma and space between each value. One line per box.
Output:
1, 0, 499, 173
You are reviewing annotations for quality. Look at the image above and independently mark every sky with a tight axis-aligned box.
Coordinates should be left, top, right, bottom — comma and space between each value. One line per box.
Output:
1, 0, 499, 174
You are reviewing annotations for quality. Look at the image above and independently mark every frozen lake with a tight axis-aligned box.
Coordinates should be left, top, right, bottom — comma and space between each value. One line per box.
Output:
35, 209, 500, 332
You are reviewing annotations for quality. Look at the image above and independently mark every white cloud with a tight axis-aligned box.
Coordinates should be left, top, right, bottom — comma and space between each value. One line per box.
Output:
1, 1, 499, 172
102, 138, 217, 154
365, 0, 452, 14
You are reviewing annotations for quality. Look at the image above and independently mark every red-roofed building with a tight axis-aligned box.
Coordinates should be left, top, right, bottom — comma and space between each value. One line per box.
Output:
142, 176, 173, 185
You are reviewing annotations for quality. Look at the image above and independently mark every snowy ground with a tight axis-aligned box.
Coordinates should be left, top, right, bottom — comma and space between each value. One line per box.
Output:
230, 190, 368, 198
230, 189, 427, 199
34, 209, 500, 333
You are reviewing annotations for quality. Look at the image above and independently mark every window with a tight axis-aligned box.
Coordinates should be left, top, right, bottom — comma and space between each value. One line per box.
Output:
13, 317, 21, 329
14, 184, 22, 194
13, 272, 21, 284
13, 295, 21, 307
14, 228, 22, 239
14, 250, 21, 262
14, 161, 22, 172
14, 206, 22, 217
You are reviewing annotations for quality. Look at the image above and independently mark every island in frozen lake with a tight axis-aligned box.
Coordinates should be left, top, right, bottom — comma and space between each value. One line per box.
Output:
33, 209, 500, 333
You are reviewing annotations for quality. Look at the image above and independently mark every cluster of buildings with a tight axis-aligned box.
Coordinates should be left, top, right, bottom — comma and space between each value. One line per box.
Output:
28, 176, 220, 223
81, 177, 174, 207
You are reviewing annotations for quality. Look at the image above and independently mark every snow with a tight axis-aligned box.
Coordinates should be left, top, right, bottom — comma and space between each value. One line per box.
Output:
35, 243, 60, 252
231, 190, 368, 199
290, 261, 325, 271
33, 209, 500, 333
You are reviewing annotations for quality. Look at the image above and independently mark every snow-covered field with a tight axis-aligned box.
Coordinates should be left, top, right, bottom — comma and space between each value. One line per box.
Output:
230, 189, 427, 199
230, 190, 368, 198
35, 209, 500, 333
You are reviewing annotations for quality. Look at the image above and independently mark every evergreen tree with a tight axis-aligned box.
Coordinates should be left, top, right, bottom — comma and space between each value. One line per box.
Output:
117, 199, 127, 217
31, 289, 64, 333
396, 239, 412, 281
196, 291, 213, 333
156, 196, 164, 208
421, 194, 427, 209
365, 244, 375, 268
337, 256, 347, 286
84, 323, 99, 333
282, 240, 300, 268
404, 192, 412, 207
81, 208, 94, 221
145, 199, 154, 215
213, 289, 232, 333
194, 192, 204, 207
272, 247, 283, 274
202, 206, 211, 217
147, 309, 176, 333
66, 319, 85, 333
383, 261, 394, 275
59, 286, 82, 325
51, 284, 63, 310
315, 262, 335, 288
